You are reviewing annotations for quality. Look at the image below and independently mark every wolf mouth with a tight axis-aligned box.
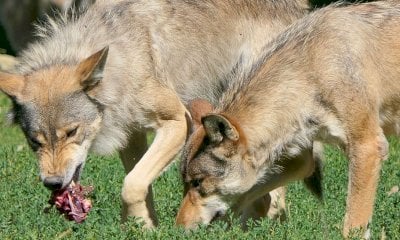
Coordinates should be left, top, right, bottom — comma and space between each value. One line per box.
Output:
71, 163, 83, 186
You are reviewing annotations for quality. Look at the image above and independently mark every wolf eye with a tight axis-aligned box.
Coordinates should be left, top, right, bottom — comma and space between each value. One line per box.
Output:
66, 126, 78, 138
29, 137, 42, 150
190, 179, 203, 188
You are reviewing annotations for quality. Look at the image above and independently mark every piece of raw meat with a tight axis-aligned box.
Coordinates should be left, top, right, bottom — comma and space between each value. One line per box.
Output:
48, 182, 93, 223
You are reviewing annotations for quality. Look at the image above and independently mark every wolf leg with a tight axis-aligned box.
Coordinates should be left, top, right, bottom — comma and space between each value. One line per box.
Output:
303, 141, 324, 200
265, 142, 324, 222
241, 141, 323, 227
241, 193, 271, 225
119, 130, 158, 226
343, 128, 388, 239
240, 187, 286, 229
267, 186, 287, 221
121, 96, 188, 228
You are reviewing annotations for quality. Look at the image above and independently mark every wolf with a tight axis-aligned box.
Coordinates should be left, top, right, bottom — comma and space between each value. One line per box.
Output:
178, 99, 323, 228
0, 0, 310, 227
176, 1, 400, 238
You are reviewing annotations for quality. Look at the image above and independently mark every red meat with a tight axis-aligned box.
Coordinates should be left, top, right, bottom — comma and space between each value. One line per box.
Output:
49, 183, 93, 223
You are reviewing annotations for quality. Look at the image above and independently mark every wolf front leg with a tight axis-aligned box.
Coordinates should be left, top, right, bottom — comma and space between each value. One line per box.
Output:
119, 130, 158, 226
343, 128, 388, 239
121, 98, 189, 228
240, 187, 287, 229
240, 142, 323, 227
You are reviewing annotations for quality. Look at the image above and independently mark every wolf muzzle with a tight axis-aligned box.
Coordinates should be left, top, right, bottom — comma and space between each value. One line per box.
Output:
43, 176, 64, 190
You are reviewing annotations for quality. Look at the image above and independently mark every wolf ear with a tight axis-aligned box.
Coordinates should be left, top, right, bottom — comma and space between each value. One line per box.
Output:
189, 99, 214, 130
76, 46, 109, 91
0, 71, 24, 99
202, 114, 239, 143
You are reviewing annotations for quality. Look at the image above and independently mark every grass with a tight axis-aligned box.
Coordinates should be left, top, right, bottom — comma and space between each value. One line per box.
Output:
0, 93, 399, 240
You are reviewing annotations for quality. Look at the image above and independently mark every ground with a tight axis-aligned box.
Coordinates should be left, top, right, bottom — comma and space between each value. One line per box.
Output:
0, 94, 399, 239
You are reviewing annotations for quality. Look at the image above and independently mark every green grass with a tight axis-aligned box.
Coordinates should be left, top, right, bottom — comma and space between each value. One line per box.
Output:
0, 93, 399, 240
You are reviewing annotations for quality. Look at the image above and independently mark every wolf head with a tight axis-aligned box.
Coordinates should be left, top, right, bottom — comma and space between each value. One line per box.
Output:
0, 47, 108, 190
177, 99, 259, 228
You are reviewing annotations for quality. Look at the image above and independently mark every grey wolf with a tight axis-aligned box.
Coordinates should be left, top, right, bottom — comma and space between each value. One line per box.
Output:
176, 1, 400, 238
178, 99, 323, 228
0, 0, 309, 227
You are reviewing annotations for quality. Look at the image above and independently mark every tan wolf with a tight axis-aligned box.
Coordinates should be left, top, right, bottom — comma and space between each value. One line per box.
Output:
177, 1, 400, 238
0, 0, 309, 227
178, 99, 323, 228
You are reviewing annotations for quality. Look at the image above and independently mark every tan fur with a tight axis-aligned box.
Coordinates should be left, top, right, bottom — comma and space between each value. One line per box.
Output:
0, 72, 24, 98
176, 190, 204, 228
187, 99, 291, 224
21, 67, 81, 100
188, 99, 213, 130
0, 0, 309, 228
177, 1, 400, 238
179, 99, 320, 228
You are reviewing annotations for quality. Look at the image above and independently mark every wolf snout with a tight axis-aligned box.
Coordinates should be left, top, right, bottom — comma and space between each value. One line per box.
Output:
43, 176, 64, 190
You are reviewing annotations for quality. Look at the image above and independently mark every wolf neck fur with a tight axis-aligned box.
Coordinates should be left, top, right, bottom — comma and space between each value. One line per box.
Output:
215, 10, 328, 169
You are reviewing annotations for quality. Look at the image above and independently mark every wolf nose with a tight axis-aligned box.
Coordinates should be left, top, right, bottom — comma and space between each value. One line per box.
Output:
43, 176, 63, 190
